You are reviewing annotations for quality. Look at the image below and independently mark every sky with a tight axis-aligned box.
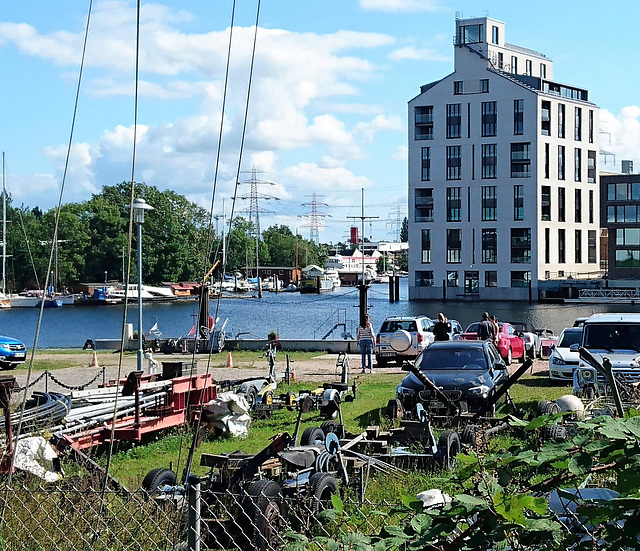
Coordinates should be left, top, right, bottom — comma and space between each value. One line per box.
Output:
2, 0, 640, 245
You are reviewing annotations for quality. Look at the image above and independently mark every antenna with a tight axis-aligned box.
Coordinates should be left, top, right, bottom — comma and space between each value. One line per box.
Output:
299, 192, 330, 243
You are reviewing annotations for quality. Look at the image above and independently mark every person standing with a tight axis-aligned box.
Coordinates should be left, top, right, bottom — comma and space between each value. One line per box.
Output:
357, 314, 375, 373
477, 312, 496, 342
490, 315, 500, 345
433, 312, 451, 341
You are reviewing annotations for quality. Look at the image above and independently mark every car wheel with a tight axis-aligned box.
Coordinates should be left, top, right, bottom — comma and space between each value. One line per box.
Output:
301, 426, 325, 446
518, 349, 526, 363
0, 361, 15, 371
389, 330, 412, 353
505, 347, 512, 366
375, 355, 388, 368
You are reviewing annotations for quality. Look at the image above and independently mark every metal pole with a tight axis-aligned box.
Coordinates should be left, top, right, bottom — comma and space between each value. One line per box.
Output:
137, 221, 144, 372
187, 476, 201, 551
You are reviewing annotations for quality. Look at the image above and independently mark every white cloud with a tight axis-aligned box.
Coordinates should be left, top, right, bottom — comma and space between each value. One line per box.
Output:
359, 0, 442, 12
388, 46, 449, 62
392, 145, 408, 161
354, 114, 404, 143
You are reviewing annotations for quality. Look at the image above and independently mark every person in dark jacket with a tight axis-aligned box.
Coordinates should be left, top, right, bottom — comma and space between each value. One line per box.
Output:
477, 312, 496, 341
433, 312, 451, 341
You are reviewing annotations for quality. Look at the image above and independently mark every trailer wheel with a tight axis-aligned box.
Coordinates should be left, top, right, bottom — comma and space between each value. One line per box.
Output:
385, 398, 403, 421
301, 426, 325, 446
320, 420, 343, 438
436, 431, 460, 471
541, 401, 561, 415
536, 400, 552, 416
285, 391, 296, 411
460, 425, 477, 447
244, 387, 257, 409
241, 480, 283, 551
543, 424, 568, 442
141, 468, 177, 493
308, 473, 338, 516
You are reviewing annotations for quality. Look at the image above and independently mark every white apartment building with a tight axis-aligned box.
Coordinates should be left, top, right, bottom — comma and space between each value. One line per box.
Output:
408, 16, 600, 301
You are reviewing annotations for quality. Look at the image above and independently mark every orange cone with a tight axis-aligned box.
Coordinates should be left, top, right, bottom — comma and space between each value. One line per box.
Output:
90, 350, 99, 368
291, 366, 297, 382
225, 352, 234, 368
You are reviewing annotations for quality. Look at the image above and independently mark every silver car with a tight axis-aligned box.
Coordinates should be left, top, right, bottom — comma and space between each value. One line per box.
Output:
548, 327, 582, 382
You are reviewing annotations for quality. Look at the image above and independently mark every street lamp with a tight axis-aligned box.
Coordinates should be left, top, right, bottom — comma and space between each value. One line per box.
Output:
133, 198, 153, 372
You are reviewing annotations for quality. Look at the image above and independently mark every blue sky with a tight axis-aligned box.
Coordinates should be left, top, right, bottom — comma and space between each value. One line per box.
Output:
1, 1, 639, 244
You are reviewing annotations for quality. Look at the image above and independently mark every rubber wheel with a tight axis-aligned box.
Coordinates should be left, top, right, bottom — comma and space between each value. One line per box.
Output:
376, 355, 388, 368
460, 425, 477, 447
140, 468, 177, 492
536, 400, 552, 416
301, 426, 325, 446
436, 430, 461, 470
285, 391, 296, 411
505, 347, 512, 366
518, 349, 525, 363
320, 420, 343, 438
389, 330, 412, 352
308, 473, 338, 515
385, 398, 403, 421
543, 424, 568, 442
245, 387, 257, 409
541, 401, 561, 415
0, 362, 15, 371
242, 480, 283, 551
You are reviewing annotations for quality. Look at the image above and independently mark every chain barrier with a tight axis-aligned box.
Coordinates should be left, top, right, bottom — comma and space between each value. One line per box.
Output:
14, 367, 106, 394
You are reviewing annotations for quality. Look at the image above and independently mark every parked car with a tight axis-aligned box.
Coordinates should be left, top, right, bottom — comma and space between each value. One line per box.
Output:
458, 322, 526, 365
375, 315, 435, 367
0, 335, 27, 370
507, 321, 541, 358
395, 340, 508, 414
448, 319, 464, 340
548, 327, 582, 382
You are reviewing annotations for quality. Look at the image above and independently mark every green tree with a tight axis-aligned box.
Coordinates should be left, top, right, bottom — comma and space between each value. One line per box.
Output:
400, 216, 408, 242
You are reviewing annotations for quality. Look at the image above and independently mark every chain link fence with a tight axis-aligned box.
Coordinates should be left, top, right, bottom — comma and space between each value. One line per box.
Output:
0, 470, 410, 550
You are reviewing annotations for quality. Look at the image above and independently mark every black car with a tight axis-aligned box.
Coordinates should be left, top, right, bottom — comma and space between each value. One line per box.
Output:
395, 340, 508, 414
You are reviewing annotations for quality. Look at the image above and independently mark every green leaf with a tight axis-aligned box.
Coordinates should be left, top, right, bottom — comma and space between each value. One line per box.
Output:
616, 468, 640, 494
401, 495, 425, 512
454, 494, 486, 509
382, 526, 409, 538
596, 417, 630, 440
331, 493, 344, 514
410, 514, 433, 534
568, 451, 592, 475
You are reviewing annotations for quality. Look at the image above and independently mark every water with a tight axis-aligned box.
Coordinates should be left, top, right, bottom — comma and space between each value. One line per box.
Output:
1, 279, 640, 348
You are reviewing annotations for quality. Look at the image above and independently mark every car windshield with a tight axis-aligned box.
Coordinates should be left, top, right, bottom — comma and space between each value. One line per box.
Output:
417, 347, 487, 370
464, 322, 479, 333
558, 330, 581, 348
381, 320, 418, 332
583, 324, 640, 351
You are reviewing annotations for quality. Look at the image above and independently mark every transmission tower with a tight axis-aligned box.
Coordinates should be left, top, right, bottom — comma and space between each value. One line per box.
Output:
386, 205, 405, 241
237, 166, 279, 239
299, 192, 330, 243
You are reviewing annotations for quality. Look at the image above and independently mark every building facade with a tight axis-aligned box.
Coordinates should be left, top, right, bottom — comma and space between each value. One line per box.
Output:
600, 171, 640, 279
408, 16, 600, 301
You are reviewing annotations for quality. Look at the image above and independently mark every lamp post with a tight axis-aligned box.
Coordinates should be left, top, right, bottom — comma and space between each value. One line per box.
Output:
133, 198, 153, 372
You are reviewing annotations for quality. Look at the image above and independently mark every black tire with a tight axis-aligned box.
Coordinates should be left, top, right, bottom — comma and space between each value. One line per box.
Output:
301, 426, 325, 446
285, 391, 296, 411
536, 400, 552, 416
140, 468, 177, 492
385, 398, 403, 420
245, 387, 257, 409
543, 424, 568, 442
320, 420, 343, 438
308, 473, 338, 515
242, 480, 283, 551
375, 355, 388, 368
436, 430, 461, 470
518, 349, 525, 363
505, 347, 512, 366
460, 425, 477, 447
541, 401, 561, 415
0, 362, 15, 371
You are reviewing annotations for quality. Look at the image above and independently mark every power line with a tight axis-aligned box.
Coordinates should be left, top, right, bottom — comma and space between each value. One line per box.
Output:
236, 166, 280, 239
299, 192, 330, 244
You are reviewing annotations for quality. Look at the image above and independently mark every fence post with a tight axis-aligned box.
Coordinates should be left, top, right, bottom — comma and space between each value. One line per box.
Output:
44, 371, 48, 394
187, 476, 201, 551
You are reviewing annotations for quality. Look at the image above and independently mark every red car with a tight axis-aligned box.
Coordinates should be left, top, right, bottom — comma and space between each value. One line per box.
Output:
458, 322, 526, 365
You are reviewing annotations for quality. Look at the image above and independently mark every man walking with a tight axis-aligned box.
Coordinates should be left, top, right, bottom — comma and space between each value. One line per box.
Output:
477, 312, 496, 342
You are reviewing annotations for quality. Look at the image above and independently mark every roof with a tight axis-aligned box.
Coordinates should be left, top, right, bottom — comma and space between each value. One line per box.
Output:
428, 340, 485, 349
584, 313, 640, 324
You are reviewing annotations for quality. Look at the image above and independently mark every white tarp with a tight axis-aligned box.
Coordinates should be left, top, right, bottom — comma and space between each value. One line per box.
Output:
202, 392, 251, 437
13, 436, 62, 483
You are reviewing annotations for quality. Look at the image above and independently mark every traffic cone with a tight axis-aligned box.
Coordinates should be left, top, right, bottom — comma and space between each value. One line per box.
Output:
225, 352, 233, 368
90, 350, 99, 368
291, 366, 297, 382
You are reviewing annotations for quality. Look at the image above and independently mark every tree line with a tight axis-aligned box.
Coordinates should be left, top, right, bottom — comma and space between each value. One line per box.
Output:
2, 182, 328, 292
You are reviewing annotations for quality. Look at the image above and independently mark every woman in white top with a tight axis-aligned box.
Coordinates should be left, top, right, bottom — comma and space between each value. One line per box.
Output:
356, 314, 375, 373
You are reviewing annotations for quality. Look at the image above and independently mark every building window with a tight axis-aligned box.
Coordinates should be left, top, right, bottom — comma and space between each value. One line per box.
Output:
589, 110, 594, 143
510, 271, 531, 288
482, 228, 497, 263
415, 188, 434, 222
541, 186, 551, 221
492, 25, 499, 44
609, 205, 640, 223
514, 185, 524, 221
544, 228, 550, 263
481, 101, 497, 137
457, 23, 484, 44
415, 270, 434, 287
480, 79, 489, 93
446, 187, 462, 221
446, 270, 459, 287
514, 99, 524, 135
587, 150, 596, 183
510, 142, 531, 178
540, 63, 546, 78
485, 271, 497, 287
541, 100, 550, 136
588, 230, 597, 263
446, 146, 462, 180
414, 105, 434, 140
558, 145, 565, 180
575, 107, 582, 141
454, 81, 463, 95
447, 229, 462, 263
574, 148, 582, 182
511, 56, 518, 74
446, 103, 461, 138
544, 143, 550, 179
575, 229, 582, 263
525, 59, 532, 76
421, 147, 431, 180
616, 228, 640, 245
481, 186, 497, 221
558, 229, 566, 263
589, 190, 594, 224
464, 271, 479, 294
421, 229, 431, 263
558, 104, 565, 138
498, 52, 503, 70
616, 250, 640, 268
558, 187, 566, 222
575, 189, 582, 223
608, 182, 640, 201
511, 228, 531, 263
481, 144, 497, 179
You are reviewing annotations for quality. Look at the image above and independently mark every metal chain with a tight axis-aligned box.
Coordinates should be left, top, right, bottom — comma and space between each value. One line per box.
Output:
15, 367, 106, 393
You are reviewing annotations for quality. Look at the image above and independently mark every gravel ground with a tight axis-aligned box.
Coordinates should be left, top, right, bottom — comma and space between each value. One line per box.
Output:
8, 349, 549, 400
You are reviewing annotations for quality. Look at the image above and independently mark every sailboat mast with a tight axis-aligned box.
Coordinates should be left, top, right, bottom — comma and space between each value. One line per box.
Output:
2, 152, 6, 297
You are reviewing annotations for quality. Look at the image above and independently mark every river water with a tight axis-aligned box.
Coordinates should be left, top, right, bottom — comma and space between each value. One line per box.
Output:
1, 279, 639, 349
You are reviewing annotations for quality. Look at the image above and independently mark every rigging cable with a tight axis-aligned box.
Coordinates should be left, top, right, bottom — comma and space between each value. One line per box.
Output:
1, 0, 95, 519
